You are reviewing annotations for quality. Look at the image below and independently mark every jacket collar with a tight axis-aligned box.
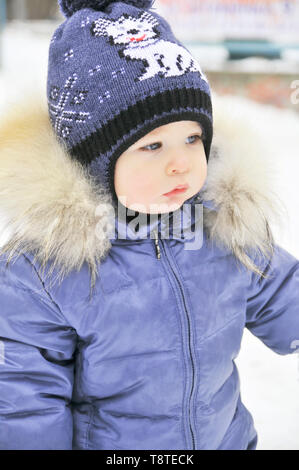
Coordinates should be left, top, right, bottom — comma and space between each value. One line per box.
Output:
111, 185, 214, 243
0, 93, 282, 290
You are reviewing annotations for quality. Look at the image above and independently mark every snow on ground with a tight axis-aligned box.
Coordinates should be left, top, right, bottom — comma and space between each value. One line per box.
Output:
0, 21, 298, 450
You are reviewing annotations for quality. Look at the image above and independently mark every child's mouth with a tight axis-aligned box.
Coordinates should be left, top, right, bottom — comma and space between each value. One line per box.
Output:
163, 185, 189, 197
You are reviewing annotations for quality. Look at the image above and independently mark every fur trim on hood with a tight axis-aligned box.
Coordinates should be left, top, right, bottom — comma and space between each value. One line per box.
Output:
0, 93, 284, 293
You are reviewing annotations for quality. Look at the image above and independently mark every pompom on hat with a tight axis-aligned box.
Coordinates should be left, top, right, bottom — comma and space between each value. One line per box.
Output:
58, 0, 155, 17
48, 0, 213, 206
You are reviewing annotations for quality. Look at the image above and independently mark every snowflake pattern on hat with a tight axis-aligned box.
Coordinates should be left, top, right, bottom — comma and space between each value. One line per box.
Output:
48, 73, 91, 140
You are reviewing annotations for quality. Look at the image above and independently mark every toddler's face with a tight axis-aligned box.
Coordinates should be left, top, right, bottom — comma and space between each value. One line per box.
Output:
114, 120, 207, 214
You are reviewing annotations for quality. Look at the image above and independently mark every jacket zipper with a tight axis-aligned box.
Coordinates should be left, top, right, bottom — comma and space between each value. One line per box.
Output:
152, 230, 197, 450
154, 231, 161, 259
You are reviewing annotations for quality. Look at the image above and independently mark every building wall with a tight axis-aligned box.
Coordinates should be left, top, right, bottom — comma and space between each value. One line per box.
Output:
7, 0, 58, 20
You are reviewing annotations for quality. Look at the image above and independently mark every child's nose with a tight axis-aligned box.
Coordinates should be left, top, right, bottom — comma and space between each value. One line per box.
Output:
166, 154, 190, 175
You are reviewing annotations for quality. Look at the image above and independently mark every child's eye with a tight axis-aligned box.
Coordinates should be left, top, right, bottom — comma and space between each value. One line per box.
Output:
141, 134, 203, 151
187, 134, 202, 144
141, 142, 161, 151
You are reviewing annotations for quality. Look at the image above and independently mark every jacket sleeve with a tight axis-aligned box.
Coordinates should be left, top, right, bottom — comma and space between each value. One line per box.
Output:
245, 244, 299, 356
0, 256, 77, 450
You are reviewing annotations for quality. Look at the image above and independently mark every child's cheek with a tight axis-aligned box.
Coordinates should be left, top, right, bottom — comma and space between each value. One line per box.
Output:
138, 175, 158, 198
134, 170, 153, 190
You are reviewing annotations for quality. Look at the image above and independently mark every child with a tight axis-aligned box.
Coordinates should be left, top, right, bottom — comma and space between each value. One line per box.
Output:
0, 0, 298, 451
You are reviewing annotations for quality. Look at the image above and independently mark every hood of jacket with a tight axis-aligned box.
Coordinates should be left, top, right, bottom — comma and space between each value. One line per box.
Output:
0, 92, 283, 291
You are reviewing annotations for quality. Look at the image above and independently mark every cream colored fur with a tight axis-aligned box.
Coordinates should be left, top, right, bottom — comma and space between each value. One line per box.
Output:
0, 93, 285, 292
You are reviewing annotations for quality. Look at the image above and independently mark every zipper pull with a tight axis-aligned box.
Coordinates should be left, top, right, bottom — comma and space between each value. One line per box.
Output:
153, 229, 161, 260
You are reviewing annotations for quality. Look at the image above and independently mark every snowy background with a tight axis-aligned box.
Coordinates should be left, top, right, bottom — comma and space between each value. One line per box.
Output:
0, 18, 298, 450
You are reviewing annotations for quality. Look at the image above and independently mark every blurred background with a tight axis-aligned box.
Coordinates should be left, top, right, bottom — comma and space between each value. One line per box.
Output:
0, 0, 298, 450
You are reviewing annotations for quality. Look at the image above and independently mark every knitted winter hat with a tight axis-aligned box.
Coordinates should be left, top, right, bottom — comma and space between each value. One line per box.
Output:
48, 0, 213, 206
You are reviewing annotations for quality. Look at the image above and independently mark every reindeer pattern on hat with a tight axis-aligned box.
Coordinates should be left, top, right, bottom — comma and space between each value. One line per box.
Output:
91, 11, 208, 83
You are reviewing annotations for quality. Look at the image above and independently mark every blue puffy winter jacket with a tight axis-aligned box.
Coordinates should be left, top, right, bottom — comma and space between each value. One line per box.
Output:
0, 95, 298, 450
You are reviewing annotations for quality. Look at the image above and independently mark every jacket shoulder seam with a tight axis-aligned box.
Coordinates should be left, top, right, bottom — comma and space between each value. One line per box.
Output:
20, 252, 70, 327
